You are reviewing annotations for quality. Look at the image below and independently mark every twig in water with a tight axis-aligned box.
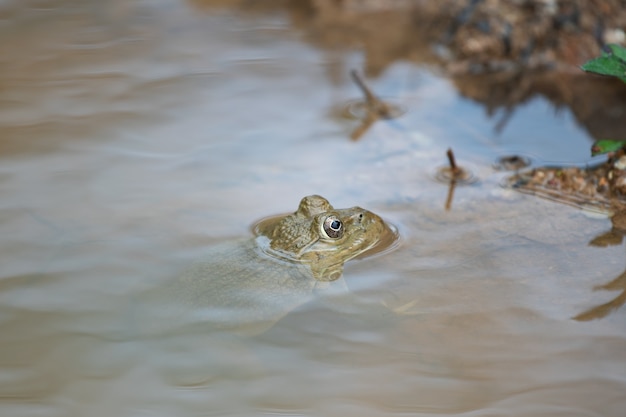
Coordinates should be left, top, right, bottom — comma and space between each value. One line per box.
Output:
446, 148, 461, 176
350, 70, 392, 118
445, 180, 457, 211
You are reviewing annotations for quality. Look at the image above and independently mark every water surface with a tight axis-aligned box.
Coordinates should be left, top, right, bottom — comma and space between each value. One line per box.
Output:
1, 2, 625, 416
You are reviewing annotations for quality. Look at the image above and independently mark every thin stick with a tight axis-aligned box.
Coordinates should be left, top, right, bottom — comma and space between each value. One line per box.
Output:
445, 180, 456, 211
446, 148, 460, 175
350, 70, 378, 105
350, 70, 392, 118
350, 112, 377, 141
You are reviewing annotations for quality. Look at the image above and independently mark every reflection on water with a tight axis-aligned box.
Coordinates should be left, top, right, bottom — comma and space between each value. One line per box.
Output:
189, 0, 626, 141
1, 1, 626, 416
573, 267, 626, 321
505, 159, 626, 320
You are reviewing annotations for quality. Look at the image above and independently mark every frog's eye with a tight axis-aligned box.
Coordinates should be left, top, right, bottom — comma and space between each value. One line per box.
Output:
322, 216, 343, 239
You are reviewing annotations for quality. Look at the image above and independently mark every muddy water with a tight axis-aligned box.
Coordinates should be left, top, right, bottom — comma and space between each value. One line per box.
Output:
1, 2, 625, 416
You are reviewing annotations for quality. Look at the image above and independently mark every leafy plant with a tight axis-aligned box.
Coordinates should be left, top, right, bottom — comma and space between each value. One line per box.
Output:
581, 44, 626, 84
591, 139, 626, 156
582, 45, 626, 157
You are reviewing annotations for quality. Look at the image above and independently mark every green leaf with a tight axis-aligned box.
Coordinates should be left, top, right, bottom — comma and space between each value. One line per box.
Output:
591, 139, 626, 156
581, 44, 626, 84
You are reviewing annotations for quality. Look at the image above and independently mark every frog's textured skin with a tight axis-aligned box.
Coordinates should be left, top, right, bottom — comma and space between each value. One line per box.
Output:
137, 195, 391, 335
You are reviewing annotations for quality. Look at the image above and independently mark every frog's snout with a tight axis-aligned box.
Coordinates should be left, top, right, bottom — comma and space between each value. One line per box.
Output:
349, 207, 384, 230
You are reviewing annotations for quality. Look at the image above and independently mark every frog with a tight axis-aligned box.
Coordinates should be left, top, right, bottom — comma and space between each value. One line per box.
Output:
135, 195, 397, 336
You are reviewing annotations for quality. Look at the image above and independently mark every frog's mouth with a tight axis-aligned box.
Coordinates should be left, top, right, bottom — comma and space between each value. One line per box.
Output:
306, 215, 398, 281
353, 219, 399, 259
309, 212, 398, 263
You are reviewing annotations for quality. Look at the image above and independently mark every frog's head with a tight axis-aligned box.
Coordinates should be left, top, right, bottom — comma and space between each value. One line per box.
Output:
255, 195, 393, 281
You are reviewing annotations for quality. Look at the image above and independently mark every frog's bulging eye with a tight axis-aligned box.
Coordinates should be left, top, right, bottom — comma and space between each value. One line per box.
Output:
322, 216, 343, 239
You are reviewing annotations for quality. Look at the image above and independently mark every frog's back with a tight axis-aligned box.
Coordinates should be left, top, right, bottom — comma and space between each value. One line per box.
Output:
135, 239, 316, 336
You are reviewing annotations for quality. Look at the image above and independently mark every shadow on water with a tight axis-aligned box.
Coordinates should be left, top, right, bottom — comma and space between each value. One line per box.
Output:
576, 225, 626, 321
504, 151, 626, 321
573, 264, 626, 321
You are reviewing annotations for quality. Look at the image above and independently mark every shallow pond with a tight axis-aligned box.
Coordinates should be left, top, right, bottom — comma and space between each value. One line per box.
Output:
1, 2, 625, 416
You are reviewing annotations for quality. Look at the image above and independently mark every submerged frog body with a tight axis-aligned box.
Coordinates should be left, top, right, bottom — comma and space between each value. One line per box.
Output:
137, 195, 396, 336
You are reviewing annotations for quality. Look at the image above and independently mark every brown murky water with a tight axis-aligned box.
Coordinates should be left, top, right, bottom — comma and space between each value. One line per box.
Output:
1, 2, 626, 416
